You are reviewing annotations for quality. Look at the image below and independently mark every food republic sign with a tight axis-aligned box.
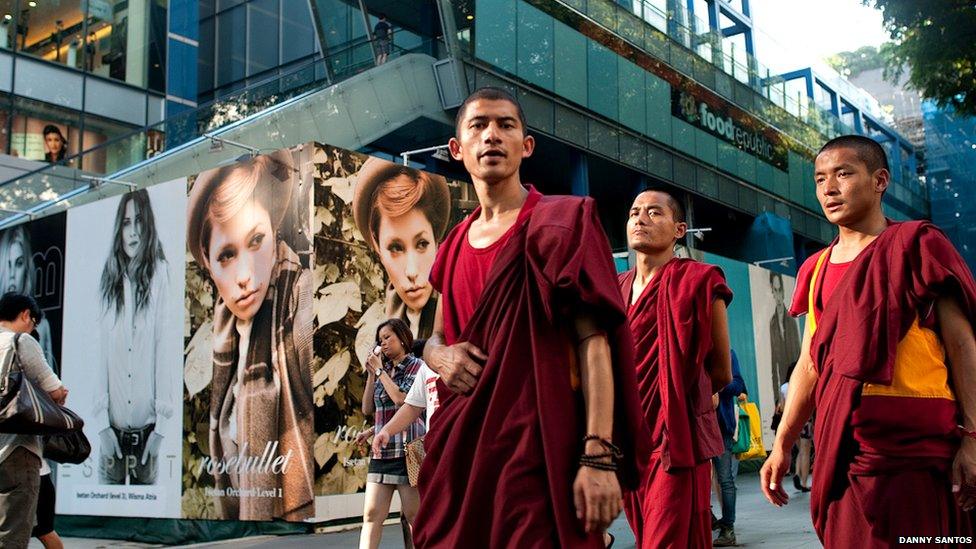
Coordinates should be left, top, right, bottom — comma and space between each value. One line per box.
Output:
672, 89, 788, 170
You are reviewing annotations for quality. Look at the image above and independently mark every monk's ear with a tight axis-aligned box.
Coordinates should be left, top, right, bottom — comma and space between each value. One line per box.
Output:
448, 137, 463, 161
674, 221, 688, 241
521, 134, 535, 159
873, 168, 890, 195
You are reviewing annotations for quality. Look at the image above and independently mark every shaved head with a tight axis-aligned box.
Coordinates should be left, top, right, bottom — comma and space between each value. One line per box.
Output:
817, 135, 889, 174
636, 187, 685, 223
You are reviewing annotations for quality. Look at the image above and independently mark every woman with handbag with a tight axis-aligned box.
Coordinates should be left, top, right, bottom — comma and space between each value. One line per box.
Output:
354, 318, 425, 549
0, 293, 68, 549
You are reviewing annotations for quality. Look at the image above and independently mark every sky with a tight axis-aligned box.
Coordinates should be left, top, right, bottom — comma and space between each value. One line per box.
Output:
747, 0, 892, 74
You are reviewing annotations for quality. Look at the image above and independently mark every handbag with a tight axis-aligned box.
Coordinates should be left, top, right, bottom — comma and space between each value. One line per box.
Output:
405, 436, 426, 487
44, 431, 92, 464
0, 333, 84, 435
736, 401, 768, 461
731, 403, 751, 454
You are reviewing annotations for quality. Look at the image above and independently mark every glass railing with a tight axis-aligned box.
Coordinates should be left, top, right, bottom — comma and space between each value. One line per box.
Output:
0, 38, 444, 224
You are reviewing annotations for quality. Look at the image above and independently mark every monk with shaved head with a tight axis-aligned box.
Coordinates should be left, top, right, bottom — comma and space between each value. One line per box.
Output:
620, 187, 734, 548
761, 135, 976, 548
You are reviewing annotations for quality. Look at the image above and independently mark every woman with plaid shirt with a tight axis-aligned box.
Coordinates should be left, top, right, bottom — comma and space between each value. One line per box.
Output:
356, 318, 425, 549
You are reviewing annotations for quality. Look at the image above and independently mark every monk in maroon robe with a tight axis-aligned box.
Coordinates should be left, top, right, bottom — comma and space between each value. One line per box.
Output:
761, 135, 976, 548
414, 87, 643, 548
619, 189, 734, 549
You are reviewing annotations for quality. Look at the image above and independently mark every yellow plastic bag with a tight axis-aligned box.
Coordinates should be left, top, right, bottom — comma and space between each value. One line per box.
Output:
736, 401, 767, 461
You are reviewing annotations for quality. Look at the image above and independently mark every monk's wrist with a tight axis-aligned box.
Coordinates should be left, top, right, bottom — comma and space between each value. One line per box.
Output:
773, 434, 796, 453
426, 344, 448, 375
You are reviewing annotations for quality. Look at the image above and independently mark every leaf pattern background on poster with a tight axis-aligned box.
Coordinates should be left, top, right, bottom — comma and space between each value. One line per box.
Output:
182, 212, 221, 519
311, 144, 382, 496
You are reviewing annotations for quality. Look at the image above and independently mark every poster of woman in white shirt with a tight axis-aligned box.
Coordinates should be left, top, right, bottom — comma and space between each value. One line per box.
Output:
57, 179, 186, 518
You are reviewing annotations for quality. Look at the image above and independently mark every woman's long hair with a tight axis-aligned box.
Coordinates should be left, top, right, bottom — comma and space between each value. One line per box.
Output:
100, 190, 166, 316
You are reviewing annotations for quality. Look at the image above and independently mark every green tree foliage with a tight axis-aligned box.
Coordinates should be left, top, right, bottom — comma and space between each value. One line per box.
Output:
868, 0, 976, 115
825, 44, 898, 78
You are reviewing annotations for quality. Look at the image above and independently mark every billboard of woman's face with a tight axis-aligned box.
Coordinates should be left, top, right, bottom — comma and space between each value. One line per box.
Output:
184, 146, 314, 523
0, 227, 30, 294
203, 199, 277, 321
375, 185, 437, 313
353, 158, 450, 340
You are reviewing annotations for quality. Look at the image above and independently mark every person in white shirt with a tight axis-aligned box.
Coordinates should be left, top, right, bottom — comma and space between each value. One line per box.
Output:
93, 190, 172, 485
0, 293, 67, 549
372, 362, 440, 453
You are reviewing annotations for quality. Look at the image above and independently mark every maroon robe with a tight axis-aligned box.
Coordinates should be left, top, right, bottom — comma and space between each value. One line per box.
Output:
620, 258, 732, 549
790, 221, 976, 547
413, 195, 643, 548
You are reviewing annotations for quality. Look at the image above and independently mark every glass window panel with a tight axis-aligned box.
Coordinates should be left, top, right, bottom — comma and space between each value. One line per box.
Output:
65, 0, 169, 92
516, 1, 553, 90
247, 0, 279, 76
587, 41, 617, 120
475, 0, 516, 75
281, 0, 315, 63
215, 4, 245, 87
8, 0, 85, 70
672, 118, 695, 156
553, 19, 586, 106
617, 58, 644, 134
645, 73, 671, 144
0, 1, 19, 50
9, 95, 82, 165
198, 12, 215, 93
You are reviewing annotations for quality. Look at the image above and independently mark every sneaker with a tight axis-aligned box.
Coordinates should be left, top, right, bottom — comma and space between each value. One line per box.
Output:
711, 510, 720, 530
714, 526, 736, 547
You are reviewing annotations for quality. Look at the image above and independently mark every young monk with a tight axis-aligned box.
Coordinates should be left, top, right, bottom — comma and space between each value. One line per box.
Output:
761, 135, 976, 547
619, 188, 733, 548
413, 87, 643, 548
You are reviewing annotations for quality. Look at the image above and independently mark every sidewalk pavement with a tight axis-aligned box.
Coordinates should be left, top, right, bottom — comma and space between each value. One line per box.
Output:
31, 471, 820, 548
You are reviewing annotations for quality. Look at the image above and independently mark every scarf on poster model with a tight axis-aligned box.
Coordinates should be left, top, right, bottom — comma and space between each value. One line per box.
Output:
207, 240, 315, 522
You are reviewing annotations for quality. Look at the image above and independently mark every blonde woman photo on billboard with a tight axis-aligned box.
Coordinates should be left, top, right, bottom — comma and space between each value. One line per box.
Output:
0, 225, 55, 367
187, 150, 314, 521
92, 189, 173, 486
352, 158, 450, 341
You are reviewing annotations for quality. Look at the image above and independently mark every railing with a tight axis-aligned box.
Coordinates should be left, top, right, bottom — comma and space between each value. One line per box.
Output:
0, 38, 444, 224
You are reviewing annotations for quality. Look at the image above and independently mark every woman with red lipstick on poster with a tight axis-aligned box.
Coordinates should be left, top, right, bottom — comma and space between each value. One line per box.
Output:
186, 148, 315, 521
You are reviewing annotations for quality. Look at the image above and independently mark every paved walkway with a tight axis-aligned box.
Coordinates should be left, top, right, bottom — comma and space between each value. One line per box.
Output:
31, 472, 820, 548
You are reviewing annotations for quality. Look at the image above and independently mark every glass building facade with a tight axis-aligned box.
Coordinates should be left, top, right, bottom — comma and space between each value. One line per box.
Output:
0, 0, 932, 260
0, 0, 166, 170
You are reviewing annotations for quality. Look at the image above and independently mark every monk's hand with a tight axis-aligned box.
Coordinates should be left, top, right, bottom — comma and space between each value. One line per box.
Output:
952, 438, 976, 512
760, 445, 791, 507
573, 465, 622, 534
436, 341, 487, 394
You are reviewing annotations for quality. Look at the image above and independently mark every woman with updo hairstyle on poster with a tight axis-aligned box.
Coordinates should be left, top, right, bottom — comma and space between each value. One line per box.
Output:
352, 158, 451, 341
186, 149, 314, 521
